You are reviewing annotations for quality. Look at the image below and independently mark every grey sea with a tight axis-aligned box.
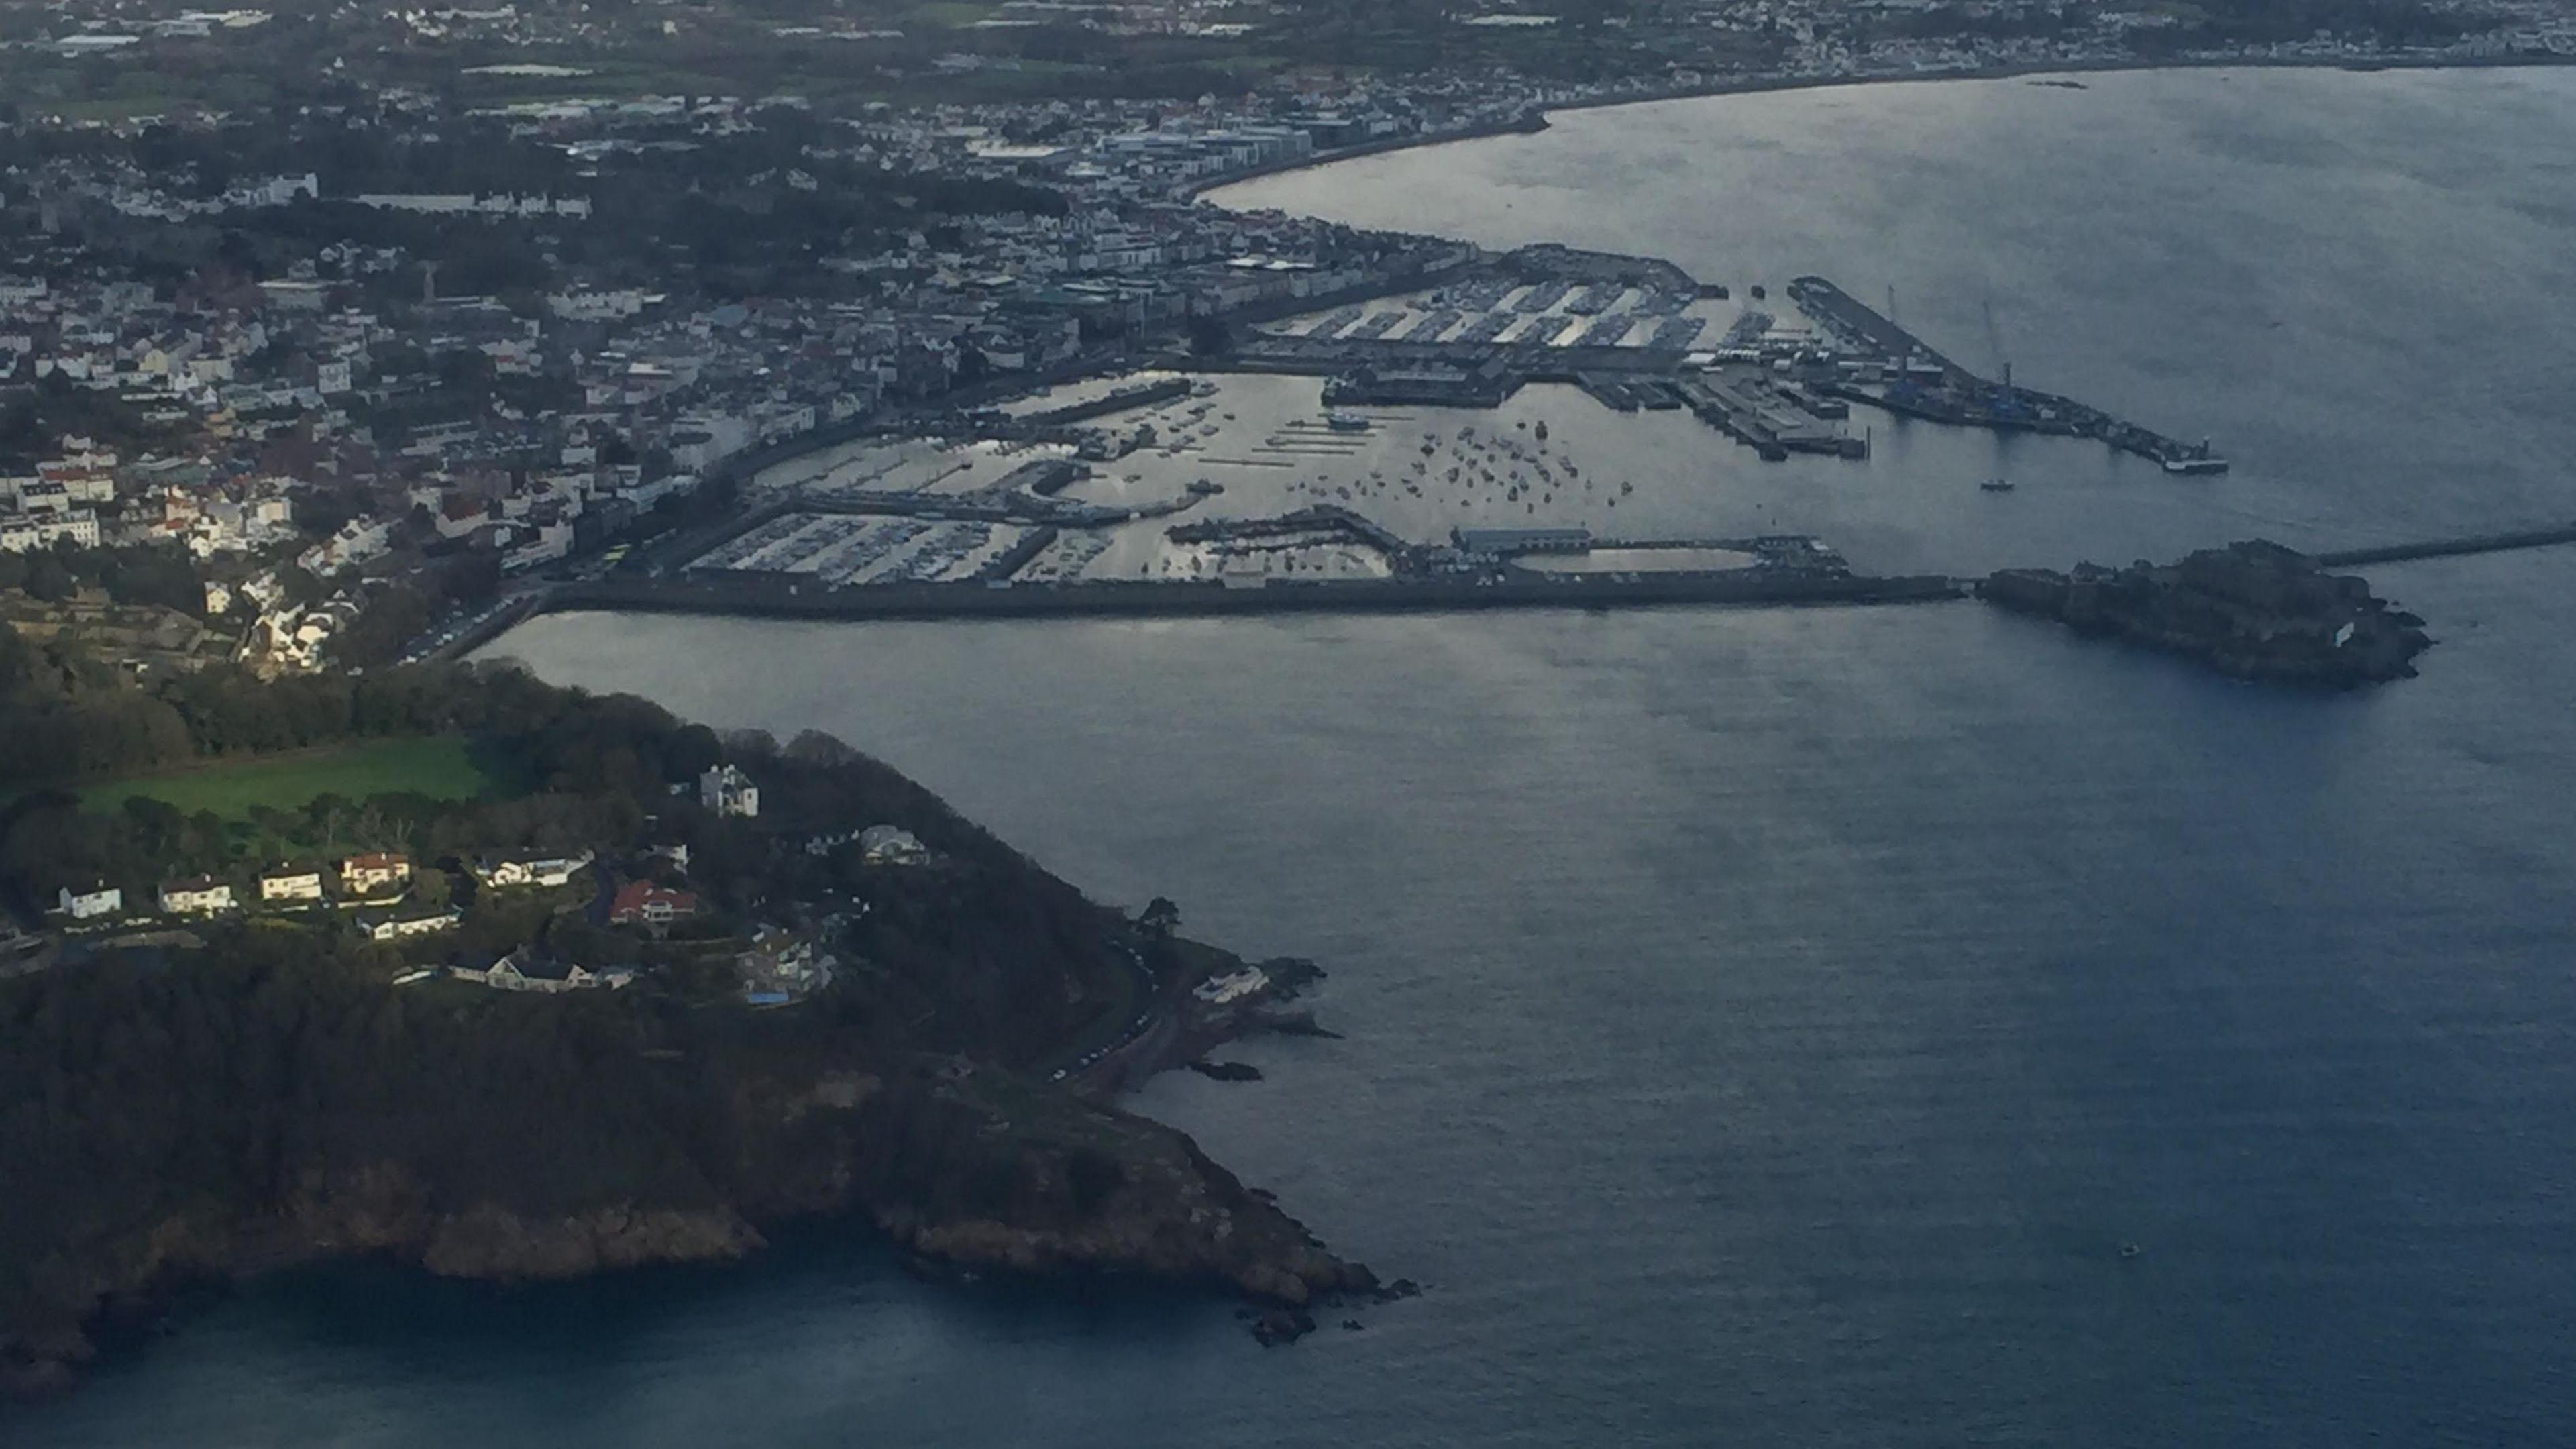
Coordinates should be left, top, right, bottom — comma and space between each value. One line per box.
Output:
15, 66, 2576, 1447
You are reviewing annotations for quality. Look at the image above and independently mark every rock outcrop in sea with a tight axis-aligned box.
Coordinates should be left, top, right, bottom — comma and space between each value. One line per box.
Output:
1978, 539, 2432, 686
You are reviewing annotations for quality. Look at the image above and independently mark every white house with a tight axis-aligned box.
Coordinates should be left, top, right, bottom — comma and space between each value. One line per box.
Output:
451, 948, 623, 994
1193, 967, 1270, 1005
158, 877, 236, 915
0, 509, 101, 553
338, 852, 413, 896
358, 906, 461, 942
859, 824, 928, 865
55, 883, 123, 920
259, 865, 326, 903
700, 764, 759, 818
472, 850, 593, 890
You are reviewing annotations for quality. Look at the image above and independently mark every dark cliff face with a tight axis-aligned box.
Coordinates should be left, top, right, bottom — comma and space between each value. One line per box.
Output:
0, 661, 1386, 1402
0, 953, 1370, 1400
1979, 540, 2432, 686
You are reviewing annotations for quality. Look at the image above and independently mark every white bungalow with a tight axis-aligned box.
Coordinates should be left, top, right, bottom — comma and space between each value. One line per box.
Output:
55, 883, 123, 920
859, 824, 929, 866
158, 877, 236, 916
259, 865, 326, 903
470, 849, 594, 890
357, 906, 462, 942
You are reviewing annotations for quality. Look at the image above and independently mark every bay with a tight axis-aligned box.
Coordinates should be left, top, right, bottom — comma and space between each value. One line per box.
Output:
15, 66, 2576, 1448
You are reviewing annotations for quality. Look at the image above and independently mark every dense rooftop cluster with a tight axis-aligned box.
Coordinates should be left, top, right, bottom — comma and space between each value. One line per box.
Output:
1, 0, 2569, 679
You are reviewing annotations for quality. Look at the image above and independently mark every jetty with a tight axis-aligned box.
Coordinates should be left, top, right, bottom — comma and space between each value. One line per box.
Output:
1786, 277, 2226, 474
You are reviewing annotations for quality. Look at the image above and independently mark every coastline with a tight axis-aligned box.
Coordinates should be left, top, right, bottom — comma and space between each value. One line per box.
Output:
537, 570, 1968, 626
699, 54, 2576, 508
1189, 53, 2576, 204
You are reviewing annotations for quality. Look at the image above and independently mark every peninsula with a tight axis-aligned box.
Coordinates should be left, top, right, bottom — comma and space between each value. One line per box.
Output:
0, 643, 1391, 1400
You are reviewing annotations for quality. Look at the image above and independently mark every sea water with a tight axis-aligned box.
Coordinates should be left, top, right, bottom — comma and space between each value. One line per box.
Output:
15, 66, 2576, 1448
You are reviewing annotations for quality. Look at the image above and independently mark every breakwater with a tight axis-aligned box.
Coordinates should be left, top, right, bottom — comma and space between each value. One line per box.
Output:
2311, 523, 2576, 568
544, 569, 1964, 625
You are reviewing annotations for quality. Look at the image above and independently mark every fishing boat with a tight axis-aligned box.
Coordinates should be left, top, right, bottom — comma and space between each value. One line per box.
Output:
1980, 478, 2017, 492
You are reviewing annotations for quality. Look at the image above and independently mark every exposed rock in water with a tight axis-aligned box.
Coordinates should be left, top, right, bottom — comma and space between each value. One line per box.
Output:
856, 1060, 1379, 1309
1250, 1307, 1318, 1346
1187, 1058, 1265, 1082
1258, 956, 1327, 996
1979, 539, 2432, 686
1254, 1010, 1343, 1039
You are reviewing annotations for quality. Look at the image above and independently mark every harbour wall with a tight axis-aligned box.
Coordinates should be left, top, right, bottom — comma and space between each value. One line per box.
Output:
2313, 523, 2576, 568
542, 570, 1965, 625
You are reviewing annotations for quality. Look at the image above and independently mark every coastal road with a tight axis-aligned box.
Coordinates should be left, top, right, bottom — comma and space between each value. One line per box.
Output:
1049, 938, 1165, 1087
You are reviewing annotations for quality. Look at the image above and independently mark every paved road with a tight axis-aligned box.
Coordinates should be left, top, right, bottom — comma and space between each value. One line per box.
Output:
1049, 938, 1163, 1085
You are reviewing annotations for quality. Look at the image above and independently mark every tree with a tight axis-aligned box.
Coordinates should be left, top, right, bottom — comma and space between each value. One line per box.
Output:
23, 554, 74, 602
665, 725, 723, 783
1138, 896, 1180, 939
1187, 315, 1234, 357
786, 730, 859, 767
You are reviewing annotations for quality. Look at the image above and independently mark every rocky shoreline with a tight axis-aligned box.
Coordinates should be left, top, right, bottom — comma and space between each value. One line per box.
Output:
1979, 539, 2432, 687
1, 938, 1390, 1401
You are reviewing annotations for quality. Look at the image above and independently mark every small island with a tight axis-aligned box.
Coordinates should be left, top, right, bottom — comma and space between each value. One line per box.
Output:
1978, 540, 2432, 687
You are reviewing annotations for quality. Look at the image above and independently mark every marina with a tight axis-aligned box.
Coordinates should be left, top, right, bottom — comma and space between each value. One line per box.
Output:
1201, 258, 2218, 474
678, 249, 2248, 623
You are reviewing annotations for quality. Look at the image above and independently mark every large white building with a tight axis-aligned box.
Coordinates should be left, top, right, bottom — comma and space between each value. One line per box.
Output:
0, 508, 99, 552
701, 764, 760, 818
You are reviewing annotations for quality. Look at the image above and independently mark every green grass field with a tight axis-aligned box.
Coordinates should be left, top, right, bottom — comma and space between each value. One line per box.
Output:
83, 737, 504, 820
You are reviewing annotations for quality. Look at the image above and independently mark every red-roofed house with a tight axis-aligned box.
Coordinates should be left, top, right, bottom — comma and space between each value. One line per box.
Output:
610, 881, 699, 928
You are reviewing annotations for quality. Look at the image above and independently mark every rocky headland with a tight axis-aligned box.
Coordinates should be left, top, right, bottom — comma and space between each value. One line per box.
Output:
0, 967, 1386, 1399
0, 693, 1392, 1400
1979, 539, 2432, 686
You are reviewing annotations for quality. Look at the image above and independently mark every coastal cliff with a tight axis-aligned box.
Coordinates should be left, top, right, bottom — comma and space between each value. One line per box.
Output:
0, 962, 1375, 1399
0, 649, 1396, 1401
1978, 539, 2432, 686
